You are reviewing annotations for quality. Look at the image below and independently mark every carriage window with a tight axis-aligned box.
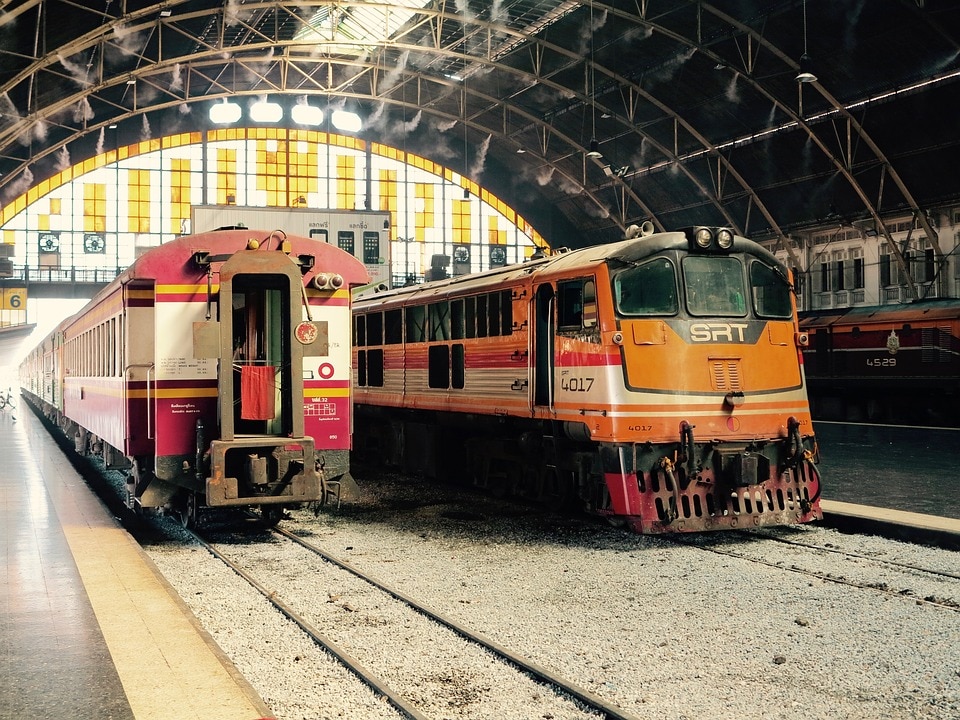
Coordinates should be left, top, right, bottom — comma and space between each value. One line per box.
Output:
359, 349, 383, 387
750, 261, 793, 319
465, 296, 477, 338
684, 256, 746, 317
614, 258, 678, 316
476, 295, 488, 338
385, 309, 403, 344
354, 315, 366, 346
366, 312, 383, 345
451, 299, 465, 339
406, 305, 426, 342
429, 302, 451, 341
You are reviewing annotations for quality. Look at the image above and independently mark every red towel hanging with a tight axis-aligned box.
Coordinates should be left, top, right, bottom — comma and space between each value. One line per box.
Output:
240, 365, 276, 420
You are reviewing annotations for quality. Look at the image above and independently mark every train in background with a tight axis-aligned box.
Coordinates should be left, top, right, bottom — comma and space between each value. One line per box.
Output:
799, 298, 960, 427
20, 228, 368, 527
351, 224, 822, 534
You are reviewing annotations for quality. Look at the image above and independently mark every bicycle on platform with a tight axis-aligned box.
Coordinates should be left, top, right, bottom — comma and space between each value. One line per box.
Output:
0, 387, 16, 415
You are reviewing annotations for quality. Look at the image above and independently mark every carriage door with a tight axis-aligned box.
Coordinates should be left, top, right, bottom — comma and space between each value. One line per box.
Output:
226, 274, 292, 438
533, 284, 555, 409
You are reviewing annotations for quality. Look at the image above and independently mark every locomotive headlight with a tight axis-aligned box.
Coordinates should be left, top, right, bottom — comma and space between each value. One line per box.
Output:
694, 227, 713, 248
796, 331, 810, 347
716, 228, 734, 249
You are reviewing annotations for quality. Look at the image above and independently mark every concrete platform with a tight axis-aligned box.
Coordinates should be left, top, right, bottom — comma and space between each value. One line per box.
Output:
0, 401, 273, 720
821, 499, 960, 550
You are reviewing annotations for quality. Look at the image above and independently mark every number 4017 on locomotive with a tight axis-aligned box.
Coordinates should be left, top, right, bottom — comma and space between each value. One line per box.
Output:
352, 225, 822, 533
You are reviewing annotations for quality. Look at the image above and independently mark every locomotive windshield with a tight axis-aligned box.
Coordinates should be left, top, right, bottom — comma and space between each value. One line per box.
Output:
613, 253, 793, 319
683, 256, 746, 317
613, 257, 678, 316
749, 260, 793, 318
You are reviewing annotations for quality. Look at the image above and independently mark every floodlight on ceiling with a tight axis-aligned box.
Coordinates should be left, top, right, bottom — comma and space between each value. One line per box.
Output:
796, 0, 817, 84
209, 99, 241, 124
250, 99, 283, 123
796, 53, 817, 83
291, 103, 324, 126
586, 138, 602, 159
331, 109, 362, 133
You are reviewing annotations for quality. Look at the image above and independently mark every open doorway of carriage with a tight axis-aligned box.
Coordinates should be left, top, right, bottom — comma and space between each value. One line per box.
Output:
228, 274, 292, 437
534, 284, 555, 408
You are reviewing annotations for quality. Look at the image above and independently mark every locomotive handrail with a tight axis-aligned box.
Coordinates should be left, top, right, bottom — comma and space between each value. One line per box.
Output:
125, 362, 155, 440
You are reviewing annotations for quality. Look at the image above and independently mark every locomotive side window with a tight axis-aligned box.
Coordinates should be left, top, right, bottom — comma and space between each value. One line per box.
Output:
558, 278, 597, 331
614, 258, 678, 316
683, 256, 746, 317
385, 309, 403, 344
750, 261, 793, 319
499, 290, 514, 335
487, 292, 501, 337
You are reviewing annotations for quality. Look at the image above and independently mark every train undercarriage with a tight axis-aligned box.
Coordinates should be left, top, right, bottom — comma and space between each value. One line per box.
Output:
21, 393, 336, 529
351, 405, 822, 533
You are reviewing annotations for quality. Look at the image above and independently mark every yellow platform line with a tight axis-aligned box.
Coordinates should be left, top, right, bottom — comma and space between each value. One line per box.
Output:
29, 415, 271, 720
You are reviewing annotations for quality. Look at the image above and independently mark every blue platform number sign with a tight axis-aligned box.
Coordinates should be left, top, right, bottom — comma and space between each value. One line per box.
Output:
1, 286, 26, 310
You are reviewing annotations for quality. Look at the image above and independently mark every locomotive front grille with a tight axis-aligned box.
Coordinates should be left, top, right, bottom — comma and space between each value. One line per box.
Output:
710, 359, 742, 391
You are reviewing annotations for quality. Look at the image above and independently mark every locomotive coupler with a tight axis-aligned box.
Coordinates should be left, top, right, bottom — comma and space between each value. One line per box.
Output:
656, 457, 681, 523
677, 421, 699, 488
785, 416, 812, 468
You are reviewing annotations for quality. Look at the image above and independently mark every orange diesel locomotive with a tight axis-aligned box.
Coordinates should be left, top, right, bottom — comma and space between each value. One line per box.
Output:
20, 228, 368, 526
352, 225, 822, 533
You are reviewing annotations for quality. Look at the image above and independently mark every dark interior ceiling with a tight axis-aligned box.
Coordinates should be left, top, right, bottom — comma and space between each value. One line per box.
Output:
1, 0, 958, 251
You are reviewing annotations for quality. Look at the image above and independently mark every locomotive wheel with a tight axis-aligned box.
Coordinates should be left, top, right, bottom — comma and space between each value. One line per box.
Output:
260, 505, 284, 527
538, 467, 570, 512
177, 492, 199, 530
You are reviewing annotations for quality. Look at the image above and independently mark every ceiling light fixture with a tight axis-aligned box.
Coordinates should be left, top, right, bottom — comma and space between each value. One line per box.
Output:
330, 109, 362, 133
291, 103, 324, 126
209, 99, 241, 124
796, 0, 817, 83
585, 0, 603, 160
250, 99, 283, 123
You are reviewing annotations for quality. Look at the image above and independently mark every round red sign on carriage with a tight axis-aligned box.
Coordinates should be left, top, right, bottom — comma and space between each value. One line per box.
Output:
295, 321, 318, 345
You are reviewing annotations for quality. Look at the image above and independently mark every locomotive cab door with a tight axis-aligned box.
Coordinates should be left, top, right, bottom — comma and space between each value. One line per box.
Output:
533, 284, 555, 410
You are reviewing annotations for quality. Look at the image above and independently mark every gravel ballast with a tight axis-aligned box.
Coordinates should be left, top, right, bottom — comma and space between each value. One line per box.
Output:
144, 472, 960, 720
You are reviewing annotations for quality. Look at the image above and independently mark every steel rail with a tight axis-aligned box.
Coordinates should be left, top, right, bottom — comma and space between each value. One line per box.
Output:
271, 524, 641, 720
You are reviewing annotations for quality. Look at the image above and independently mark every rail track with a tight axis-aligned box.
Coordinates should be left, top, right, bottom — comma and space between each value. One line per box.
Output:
670, 527, 960, 611
188, 519, 639, 720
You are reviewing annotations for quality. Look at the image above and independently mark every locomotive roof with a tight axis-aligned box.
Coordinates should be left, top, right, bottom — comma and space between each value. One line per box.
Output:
355, 229, 781, 308
799, 297, 960, 330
